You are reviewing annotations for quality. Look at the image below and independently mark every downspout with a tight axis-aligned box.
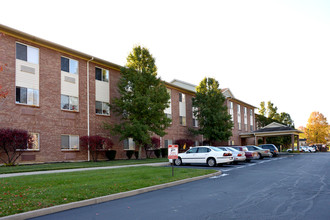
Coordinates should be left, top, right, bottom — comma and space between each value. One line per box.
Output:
87, 57, 94, 161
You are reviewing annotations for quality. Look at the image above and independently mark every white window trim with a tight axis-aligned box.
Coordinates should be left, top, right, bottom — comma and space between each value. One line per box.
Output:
61, 95, 79, 112
16, 42, 40, 65
95, 66, 109, 82
96, 101, 110, 116
61, 56, 79, 75
61, 135, 79, 151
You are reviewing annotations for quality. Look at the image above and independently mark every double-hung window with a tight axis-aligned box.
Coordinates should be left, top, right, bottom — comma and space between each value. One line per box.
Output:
29, 133, 40, 150
250, 109, 254, 131
192, 107, 198, 127
61, 57, 78, 74
244, 107, 248, 131
95, 67, 109, 82
61, 95, 79, 111
96, 101, 110, 115
229, 101, 234, 122
61, 135, 79, 150
237, 104, 241, 130
123, 138, 135, 150
179, 93, 186, 126
16, 43, 39, 64
164, 139, 173, 148
164, 88, 172, 120
16, 87, 39, 106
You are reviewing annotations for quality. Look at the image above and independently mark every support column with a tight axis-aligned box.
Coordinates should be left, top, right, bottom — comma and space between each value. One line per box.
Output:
297, 134, 300, 152
263, 137, 266, 144
291, 134, 295, 151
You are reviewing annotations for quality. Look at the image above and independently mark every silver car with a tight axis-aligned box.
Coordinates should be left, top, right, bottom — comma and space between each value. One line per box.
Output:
218, 147, 246, 163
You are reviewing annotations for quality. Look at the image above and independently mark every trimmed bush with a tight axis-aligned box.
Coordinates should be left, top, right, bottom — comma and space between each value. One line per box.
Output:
154, 149, 161, 158
105, 150, 117, 160
134, 151, 139, 159
126, 150, 134, 159
161, 148, 168, 158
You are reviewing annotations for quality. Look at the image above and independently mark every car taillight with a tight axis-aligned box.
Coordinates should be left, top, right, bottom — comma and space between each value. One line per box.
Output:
264, 151, 268, 153
237, 154, 242, 156
224, 153, 232, 156
274, 150, 277, 152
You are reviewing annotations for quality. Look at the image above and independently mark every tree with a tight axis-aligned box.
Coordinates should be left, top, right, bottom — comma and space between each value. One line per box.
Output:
80, 136, 114, 162
109, 46, 171, 159
259, 101, 266, 116
0, 128, 32, 166
192, 77, 233, 145
305, 112, 329, 144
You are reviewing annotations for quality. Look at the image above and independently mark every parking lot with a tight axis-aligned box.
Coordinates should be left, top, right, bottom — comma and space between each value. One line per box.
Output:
32, 153, 330, 220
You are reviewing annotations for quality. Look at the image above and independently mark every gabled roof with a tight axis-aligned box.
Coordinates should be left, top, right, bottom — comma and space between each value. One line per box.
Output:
240, 122, 303, 138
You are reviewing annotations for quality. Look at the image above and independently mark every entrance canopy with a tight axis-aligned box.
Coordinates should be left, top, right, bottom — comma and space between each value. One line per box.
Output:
240, 122, 303, 150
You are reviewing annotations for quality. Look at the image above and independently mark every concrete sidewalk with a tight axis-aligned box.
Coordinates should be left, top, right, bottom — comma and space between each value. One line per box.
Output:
0, 162, 170, 178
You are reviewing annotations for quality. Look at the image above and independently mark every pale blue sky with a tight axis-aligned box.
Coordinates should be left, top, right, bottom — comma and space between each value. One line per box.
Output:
1, 0, 329, 127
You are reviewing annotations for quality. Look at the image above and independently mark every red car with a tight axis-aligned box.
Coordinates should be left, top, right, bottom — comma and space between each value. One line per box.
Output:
231, 146, 259, 162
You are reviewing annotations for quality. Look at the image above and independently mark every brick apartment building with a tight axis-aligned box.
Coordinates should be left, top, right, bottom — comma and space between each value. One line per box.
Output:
0, 24, 255, 164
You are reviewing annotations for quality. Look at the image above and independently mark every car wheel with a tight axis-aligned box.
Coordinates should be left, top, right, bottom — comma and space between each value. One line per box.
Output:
207, 158, 216, 167
258, 153, 263, 159
174, 158, 182, 166
246, 159, 251, 163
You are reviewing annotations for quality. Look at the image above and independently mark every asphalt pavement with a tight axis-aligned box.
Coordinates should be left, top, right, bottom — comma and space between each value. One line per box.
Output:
30, 153, 330, 220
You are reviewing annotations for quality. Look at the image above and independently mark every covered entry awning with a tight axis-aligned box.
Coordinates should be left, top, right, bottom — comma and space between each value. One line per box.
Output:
240, 122, 303, 150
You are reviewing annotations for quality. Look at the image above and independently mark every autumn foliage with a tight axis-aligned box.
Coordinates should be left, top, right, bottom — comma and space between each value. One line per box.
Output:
305, 112, 329, 144
0, 128, 32, 166
80, 135, 114, 162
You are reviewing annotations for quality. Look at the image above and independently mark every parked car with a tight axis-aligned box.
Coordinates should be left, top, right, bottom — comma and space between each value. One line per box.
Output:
259, 144, 279, 157
300, 146, 310, 152
218, 147, 246, 163
171, 146, 234, 167
245, 145, 272, 159
231, 146, 259, 162
308, 146, 316, 153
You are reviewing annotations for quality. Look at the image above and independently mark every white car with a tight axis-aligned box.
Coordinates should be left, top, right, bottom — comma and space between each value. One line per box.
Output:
170, 146, 234, 167
218, 147, 246, 163
308, 146, 316, 153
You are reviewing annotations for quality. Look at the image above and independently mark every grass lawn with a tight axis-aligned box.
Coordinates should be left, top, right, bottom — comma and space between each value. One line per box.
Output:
0, 158, 169, 174
0, 166, 216, 217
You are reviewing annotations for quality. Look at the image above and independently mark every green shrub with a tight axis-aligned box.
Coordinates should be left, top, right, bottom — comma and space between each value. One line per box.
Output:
161, 148, 168, 158
126, 150, 134, 159
105, 150, 117, 160
134, 151, 139, 159
154, 149, 161, 158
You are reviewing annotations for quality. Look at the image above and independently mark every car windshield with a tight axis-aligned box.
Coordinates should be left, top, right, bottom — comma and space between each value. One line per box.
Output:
255, 146, 263, 150
228, 147, 239, 152
211, 147, 224, 151
246, 146, 255, 151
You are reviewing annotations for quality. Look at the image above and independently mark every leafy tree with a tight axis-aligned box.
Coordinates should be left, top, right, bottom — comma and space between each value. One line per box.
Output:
259, 101, 266, 116
108, 46, 171, 159
80, 135, 114, 162
192, 77, 233, 145
0, 128, 32, 166
256, 101, 295, 148
305, 112, 329, 144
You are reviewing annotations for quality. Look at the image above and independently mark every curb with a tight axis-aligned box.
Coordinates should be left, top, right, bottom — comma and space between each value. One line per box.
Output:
1, 170, 221, 220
